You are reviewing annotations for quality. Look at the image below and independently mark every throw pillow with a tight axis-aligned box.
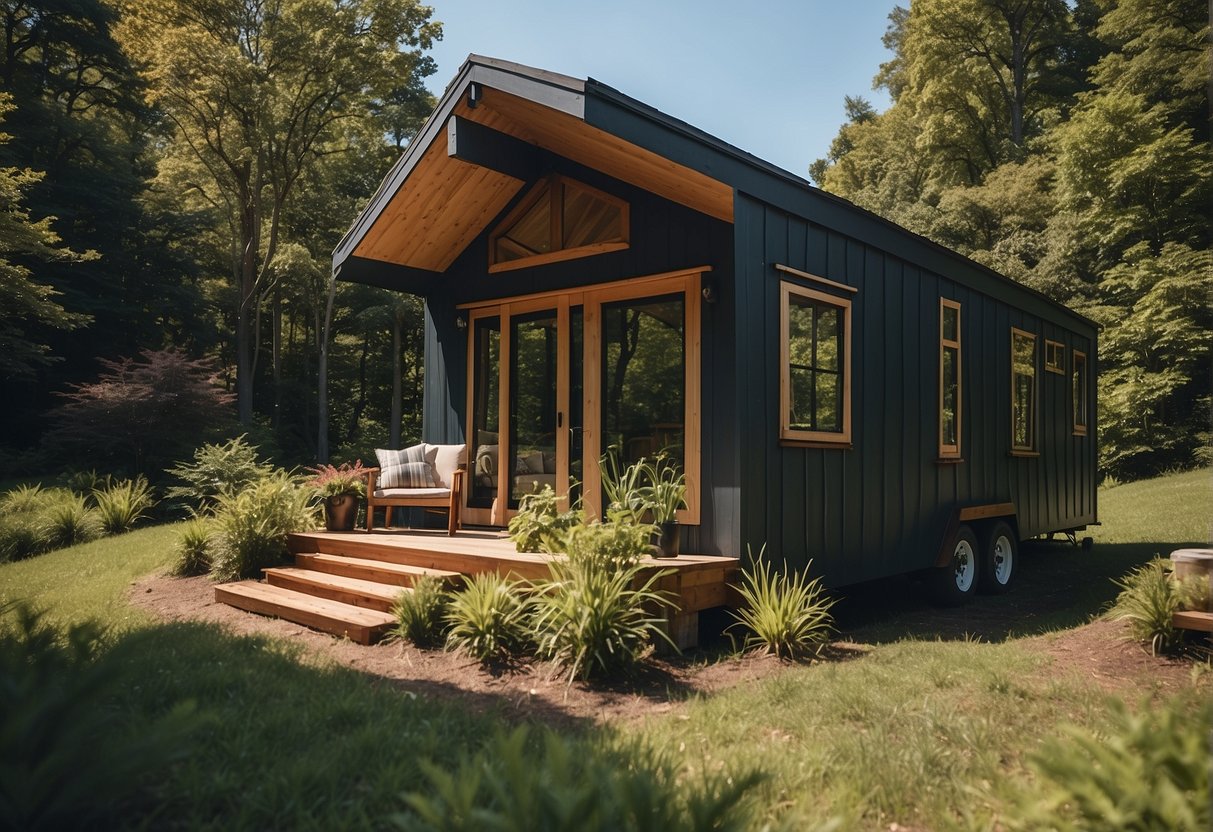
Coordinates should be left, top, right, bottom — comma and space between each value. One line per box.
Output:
375, 443, 437, 488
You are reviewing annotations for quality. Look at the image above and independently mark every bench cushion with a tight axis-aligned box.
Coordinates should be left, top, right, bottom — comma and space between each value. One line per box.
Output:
373, 487, 451, 499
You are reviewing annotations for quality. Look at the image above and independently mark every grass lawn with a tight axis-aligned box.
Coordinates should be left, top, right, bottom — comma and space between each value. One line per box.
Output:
1, 469, 1209, 829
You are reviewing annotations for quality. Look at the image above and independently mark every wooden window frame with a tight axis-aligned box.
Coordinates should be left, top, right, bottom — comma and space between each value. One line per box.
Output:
1072, 349, 1089, 436
1010, 327, 1038, 455
939, 298, 962, 459
487, 174, 629, 274
462, 267, 702, 527
779, 280, 853, 446
1045, 339, 1065, 375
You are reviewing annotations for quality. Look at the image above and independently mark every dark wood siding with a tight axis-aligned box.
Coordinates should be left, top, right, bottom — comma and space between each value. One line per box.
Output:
733, 192, 1098, 586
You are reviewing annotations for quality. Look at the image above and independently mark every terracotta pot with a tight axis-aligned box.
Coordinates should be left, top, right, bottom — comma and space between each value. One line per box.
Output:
654, 520, 680, 558
324, 493, 359, 532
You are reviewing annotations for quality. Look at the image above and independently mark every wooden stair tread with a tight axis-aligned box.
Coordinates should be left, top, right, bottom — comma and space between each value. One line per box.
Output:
1173, 610, 1213, 632
297, 552, 461, 581
263, 567, 407, 613
215, 581, 395, 644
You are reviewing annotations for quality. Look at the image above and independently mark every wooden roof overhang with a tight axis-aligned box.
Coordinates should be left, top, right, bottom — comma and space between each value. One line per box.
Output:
332, 56, 734, 292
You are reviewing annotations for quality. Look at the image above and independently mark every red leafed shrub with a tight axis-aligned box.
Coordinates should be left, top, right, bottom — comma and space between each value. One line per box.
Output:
45, 349, 236, 475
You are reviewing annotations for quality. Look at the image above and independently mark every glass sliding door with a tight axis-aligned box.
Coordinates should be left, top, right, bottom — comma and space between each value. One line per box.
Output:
508, 309, 559, 507
468, 315, 501, 510
601, 293, 686, 473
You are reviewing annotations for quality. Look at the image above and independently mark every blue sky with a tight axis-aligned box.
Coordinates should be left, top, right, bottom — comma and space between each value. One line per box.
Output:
424, 1, 897, 179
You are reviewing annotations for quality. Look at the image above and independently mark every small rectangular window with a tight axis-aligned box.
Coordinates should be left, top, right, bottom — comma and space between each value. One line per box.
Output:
1073, 350, 1089, 435
1011, 328, 1037, 453
780, 281, 852, 445
939, 299, 962, 458
1045, 340, 1065, 374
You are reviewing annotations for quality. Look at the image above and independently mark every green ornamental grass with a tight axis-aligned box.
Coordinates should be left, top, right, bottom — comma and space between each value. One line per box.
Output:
727, 548, 835, 659
444, 573, 530, 661
39, 491, 102, 550
391, 575, 451, 648
208, 471, 317, 582
92, 476, 156, 535
1107, 559, 1182, 655
171, 517, 214, 577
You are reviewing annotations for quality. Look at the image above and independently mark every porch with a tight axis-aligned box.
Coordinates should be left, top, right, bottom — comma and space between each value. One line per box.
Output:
215, 529, 740, 648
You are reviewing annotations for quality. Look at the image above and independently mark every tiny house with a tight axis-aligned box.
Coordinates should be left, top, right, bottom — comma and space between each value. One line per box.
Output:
334, 56, 1098, 602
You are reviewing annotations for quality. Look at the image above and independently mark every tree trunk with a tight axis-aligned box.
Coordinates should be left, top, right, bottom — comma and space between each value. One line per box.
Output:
272, 287, 282, 430
317, 270, 337, 462
390, 306, 403, 447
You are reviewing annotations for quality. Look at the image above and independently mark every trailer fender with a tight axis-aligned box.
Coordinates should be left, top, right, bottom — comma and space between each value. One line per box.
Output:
934, 502, 1018, 568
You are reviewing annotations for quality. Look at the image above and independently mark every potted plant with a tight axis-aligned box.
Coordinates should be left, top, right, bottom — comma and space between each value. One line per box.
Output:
306, 461, 368, 532
642, 454, 686, 558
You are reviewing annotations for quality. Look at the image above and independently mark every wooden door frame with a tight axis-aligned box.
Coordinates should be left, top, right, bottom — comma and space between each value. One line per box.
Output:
462, 266, 706, 527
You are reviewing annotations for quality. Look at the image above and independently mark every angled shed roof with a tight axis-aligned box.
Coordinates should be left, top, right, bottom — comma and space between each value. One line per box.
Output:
335, 54, 1096, 331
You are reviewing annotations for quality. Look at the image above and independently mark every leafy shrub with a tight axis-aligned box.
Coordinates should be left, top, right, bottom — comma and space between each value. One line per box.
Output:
562, 521, 654, 571
507, 486, 582, 553
727, 549, 835, 659
92, 476, 156, 535
164, 434, 274, 510
1006, 697, 1211, 831
531, 553, 675, 682
445, 573, 531, 661
0, 605, 197, 830
391, 576, 451, 648
38, 490, 101, 550
209, 470, 318, 582
1108, 559, 1181, 655
44, 348, 236, 476
0, 483, 45, 513
391, 726, 760, 832
171, 517, 214, 577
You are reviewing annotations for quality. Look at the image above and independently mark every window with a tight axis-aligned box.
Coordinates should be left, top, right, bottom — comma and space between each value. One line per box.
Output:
780, 281, 852, 444
1045, 340, 1065, 374
939, 299, 962, 458
1073, 350, 1089, 436
488, 174, 628, 273
1011, 328, 1037, 453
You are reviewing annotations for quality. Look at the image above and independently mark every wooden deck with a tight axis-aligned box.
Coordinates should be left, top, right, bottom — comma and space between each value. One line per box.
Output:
1173, 610, 1213, 633
214, 528, 740, 647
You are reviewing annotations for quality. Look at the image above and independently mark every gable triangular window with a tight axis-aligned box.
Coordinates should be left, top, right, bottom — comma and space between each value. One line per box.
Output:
489, 174, 629, 272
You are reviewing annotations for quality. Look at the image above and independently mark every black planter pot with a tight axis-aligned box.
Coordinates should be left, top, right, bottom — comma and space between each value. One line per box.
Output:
654, 520, 680, 558
324, 493, 359, 532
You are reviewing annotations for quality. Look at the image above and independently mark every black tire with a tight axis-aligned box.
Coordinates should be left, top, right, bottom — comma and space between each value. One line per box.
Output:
1081, 536, 1094, 551
930, 524, 980, 606
979, 520, 1017, 595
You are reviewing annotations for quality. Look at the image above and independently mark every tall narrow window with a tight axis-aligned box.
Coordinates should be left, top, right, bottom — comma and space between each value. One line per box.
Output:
1045, 340, 1065, 374
1073, 350, 1089, 436
939, 299, 962, 459
1011, 328, 1037, 453
780, 282, 852, 444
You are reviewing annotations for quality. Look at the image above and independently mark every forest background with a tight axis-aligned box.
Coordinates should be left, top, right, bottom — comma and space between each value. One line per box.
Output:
1, 0, 1207, 484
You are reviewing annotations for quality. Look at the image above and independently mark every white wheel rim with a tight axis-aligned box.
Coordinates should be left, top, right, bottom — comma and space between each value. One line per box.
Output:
953, 540, 975, 592
992, 535, 1014, 585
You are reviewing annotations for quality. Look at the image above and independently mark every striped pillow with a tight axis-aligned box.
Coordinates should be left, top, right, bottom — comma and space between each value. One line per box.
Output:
375, 443, 438, 489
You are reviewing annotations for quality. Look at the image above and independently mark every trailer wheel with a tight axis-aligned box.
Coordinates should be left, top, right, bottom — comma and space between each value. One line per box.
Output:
979, 521, 1017, 595
931, 524, 980, 606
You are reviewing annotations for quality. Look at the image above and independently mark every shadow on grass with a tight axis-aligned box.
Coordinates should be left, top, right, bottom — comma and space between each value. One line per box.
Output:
832, 539, 1205, 644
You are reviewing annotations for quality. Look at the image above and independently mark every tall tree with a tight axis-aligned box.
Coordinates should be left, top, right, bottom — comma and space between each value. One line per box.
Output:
119, 0, 441, 425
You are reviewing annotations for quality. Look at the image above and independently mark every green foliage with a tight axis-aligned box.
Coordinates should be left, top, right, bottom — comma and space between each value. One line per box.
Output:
0, 605, 197, 830
171, 518, 214, 577
209, 471, 318, 582
1006, 697, 1211, 831
506, 486, 583, 553
1107, 559, 1181, 655
92, 476, 156, 535
728, 549, 836, 659
639, 453, 687, 523
391, 726, 761, 832
164, 435, 274, 511
305, 461, 369, 499
0, 515, 43, 563
562, 521, 655, 572
444, 573, 531, 662
391, 576, 450, 648
0, 483, 44, 514
599, 447, 651, 522
39, 490, 102, 550
531, 552, 675, 682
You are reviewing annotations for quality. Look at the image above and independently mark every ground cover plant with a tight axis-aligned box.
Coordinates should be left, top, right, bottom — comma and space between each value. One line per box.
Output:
0, 478, 158, 563
0, 470, 1208, 829
444, 572, 531, 661
391, 575, 450, 648
728, 549, 835, 659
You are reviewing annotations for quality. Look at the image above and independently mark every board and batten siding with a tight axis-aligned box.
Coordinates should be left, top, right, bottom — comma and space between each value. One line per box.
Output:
420, 153, 741, 555
733, 192, 1097, 587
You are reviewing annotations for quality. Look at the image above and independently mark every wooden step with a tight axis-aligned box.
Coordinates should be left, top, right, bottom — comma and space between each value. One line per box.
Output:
1174, 610, 1213, 632
303, 536, 556, 580
215, 581, 395, 644
264, 567, 406, 613
295, 552, 463, 587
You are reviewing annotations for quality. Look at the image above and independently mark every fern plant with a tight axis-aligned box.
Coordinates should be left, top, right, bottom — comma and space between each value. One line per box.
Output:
209, 470, 318, 581
727, 547, 835, 659
1108, 559, 1181, 655
164, 435, 273, 510
392, 576, 451, 648
444, 573, 531, 661
92, 476, 156, 534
